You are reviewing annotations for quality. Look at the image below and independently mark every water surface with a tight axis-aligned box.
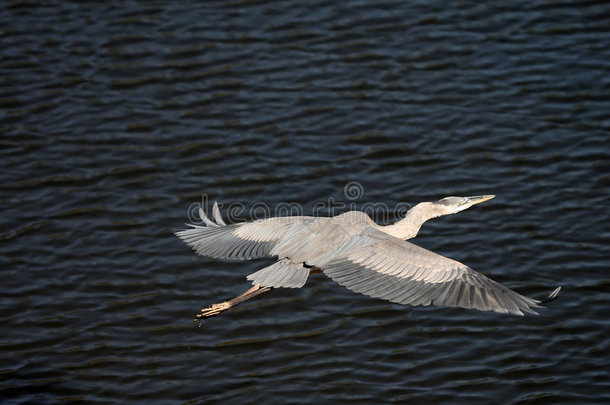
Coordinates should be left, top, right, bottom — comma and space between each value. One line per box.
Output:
1, 1, 609, 404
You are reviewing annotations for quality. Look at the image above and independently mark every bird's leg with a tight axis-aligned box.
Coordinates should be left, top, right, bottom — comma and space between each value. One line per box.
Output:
196, 283, 272, 320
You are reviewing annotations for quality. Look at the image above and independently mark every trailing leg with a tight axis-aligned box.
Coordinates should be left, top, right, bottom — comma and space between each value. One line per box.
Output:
196, 284, 272, 320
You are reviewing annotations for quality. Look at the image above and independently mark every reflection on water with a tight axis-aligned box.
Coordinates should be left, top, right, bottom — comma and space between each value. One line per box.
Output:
1, 1, 609, 404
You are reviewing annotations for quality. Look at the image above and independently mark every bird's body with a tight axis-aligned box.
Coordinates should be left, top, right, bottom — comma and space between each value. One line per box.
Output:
177, 195, 560, 318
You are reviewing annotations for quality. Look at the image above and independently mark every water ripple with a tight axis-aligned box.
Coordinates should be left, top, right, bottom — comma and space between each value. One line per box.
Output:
1, 0, 609, 403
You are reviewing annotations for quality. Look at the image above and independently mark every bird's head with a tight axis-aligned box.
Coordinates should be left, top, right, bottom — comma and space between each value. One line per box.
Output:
434, 195, 495, 215
389, 195, 496, 239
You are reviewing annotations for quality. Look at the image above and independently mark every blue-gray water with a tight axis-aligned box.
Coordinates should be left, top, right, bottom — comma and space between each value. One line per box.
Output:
1, 1, 609, 404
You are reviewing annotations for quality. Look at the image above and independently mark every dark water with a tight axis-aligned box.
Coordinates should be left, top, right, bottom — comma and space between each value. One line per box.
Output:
1, 1, 609, 403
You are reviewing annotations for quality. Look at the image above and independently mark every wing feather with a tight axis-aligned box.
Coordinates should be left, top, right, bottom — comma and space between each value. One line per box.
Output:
318, 227, 544, 316
246, 259, 310, 288
176, 203, 309, 260
212, 201, 227, 226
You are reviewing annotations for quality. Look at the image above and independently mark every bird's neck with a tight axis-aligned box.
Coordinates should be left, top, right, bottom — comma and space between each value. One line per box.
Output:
382, 202, 443, 239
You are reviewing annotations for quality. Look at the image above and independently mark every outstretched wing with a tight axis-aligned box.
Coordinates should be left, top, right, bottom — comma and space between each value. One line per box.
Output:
317, 227, 543, 315
176, 202, 309, 260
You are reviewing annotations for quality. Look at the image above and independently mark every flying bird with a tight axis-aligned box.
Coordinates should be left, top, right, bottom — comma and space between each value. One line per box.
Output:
176, 195, 560, 319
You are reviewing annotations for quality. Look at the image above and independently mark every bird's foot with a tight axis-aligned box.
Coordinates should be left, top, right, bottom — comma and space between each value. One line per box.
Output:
196, 301, 232, 320
193, 284, 272, 321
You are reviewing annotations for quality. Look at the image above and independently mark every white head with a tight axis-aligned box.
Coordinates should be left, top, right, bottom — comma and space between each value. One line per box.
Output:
386, 195, 496, 239
433, 195, 496, 215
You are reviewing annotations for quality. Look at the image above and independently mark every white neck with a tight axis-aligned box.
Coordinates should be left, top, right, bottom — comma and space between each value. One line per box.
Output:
381, 202, 445, 239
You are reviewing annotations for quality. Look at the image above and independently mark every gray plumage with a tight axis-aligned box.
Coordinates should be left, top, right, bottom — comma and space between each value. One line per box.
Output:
246, 259, 310, 288
176, 196, 560, 316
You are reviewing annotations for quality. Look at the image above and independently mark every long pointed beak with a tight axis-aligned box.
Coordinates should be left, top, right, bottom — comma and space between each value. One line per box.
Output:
466, 195, 495, 205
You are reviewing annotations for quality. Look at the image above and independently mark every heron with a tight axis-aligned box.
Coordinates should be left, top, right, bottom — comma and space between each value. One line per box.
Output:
176, 195, 560, 319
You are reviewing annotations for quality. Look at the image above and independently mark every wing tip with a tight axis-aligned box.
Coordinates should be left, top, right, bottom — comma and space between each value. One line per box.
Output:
175, 201, 231, 239
503, 286, 561, 316
541, 286, 561, 304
